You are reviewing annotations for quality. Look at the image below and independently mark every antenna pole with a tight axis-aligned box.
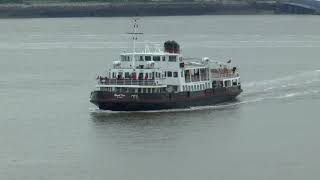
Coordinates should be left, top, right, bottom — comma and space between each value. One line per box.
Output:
128, 18, 143, 69
133, 19, 137, 68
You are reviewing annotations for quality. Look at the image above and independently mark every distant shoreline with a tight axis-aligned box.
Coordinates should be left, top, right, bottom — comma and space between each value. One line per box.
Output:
0, 2, 276, 18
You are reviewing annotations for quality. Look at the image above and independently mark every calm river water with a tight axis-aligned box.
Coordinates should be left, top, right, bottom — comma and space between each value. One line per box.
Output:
0, 15, 320, 180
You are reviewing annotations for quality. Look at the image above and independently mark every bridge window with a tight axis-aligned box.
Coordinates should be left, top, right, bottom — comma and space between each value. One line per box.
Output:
145, 56, 151, 61
120, 55, 126, 61
153, 56, 160, 61
139, 56, 144, 61
167, 71, 173, 77
169, 56, 177, 62
162, 56, 166, 61
173, 72, 178, 78
120, 55, 130, 61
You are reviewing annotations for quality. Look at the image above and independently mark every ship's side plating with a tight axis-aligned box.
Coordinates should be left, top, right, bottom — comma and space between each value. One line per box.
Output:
90, 85, 242, 111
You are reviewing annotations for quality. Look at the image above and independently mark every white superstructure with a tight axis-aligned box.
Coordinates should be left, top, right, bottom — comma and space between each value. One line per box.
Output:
95, 19, 240, 94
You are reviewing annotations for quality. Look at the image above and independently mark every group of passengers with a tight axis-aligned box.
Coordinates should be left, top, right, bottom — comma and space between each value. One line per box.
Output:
97, 72, 154, 83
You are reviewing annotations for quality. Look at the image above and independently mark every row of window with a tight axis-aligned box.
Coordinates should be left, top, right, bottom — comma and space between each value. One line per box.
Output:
111, 71, 182, 79
164, 71, 179, 78
100, 87, 166, 93
182, 83, 211, 92
121, 55, 179, 62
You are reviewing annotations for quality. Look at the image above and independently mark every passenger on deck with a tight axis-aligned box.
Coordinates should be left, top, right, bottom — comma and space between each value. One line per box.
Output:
232, 67, 237, 74
131, 73, 137, 80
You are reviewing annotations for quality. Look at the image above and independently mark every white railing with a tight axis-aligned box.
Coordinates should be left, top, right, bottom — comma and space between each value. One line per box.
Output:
185, 77, 209, 83
211, 73, 240, 78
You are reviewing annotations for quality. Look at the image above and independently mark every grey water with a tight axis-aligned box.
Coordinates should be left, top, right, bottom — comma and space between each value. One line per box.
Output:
0, 15, 320, 180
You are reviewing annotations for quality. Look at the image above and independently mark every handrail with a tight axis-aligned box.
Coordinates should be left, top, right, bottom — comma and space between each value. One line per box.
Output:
211, 73, 240, 78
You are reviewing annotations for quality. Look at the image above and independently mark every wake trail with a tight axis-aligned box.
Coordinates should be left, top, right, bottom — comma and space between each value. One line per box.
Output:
240, 69, 320, 103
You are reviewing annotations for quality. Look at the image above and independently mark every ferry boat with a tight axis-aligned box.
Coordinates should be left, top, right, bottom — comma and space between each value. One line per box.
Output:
90, 19, 242, 111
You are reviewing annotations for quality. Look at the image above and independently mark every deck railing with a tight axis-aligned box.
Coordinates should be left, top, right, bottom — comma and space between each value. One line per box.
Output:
98, 78, 160, 86
211, 73, 240, 78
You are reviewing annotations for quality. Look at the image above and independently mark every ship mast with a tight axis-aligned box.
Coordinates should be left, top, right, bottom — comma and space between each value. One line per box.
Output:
128, 18, 143, 69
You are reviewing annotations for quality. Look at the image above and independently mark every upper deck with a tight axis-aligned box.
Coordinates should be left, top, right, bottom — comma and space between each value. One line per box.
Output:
115, 49, 182, 70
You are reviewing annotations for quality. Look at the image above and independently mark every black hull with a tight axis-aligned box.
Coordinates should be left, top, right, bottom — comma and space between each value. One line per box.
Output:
90, 86, 242, 111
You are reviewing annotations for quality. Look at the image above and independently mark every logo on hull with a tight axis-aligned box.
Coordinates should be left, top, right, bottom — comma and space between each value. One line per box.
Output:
114, 94, 126, 99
